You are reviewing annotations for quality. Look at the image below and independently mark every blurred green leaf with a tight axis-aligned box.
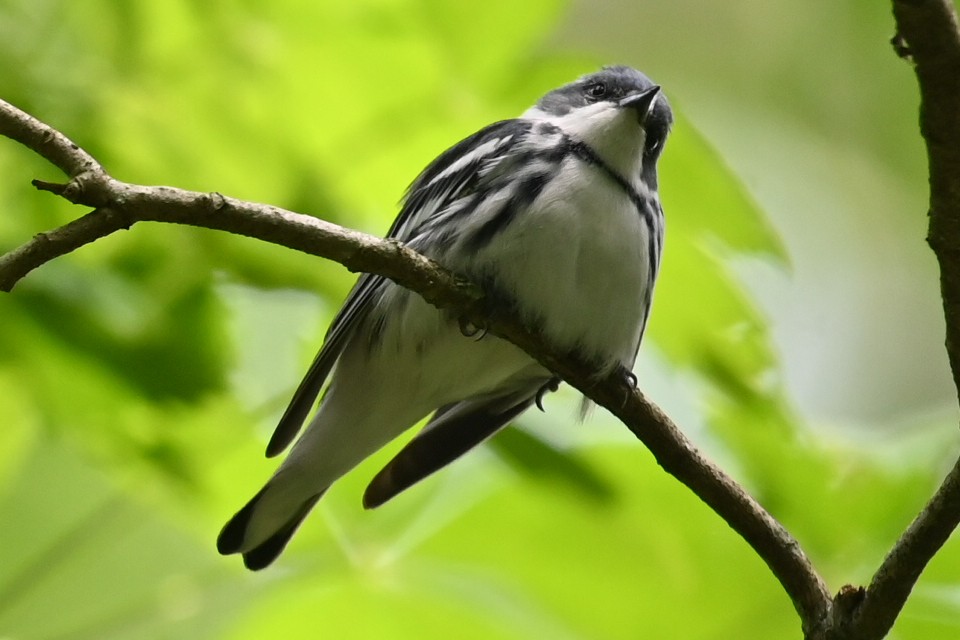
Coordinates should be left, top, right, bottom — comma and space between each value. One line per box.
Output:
0, 441, 258, 640
653, 114, 785, 377
488, 427, 617, 504
15, 272, 227, 402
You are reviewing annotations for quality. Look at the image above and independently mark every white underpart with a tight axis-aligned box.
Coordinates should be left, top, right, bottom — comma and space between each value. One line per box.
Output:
458, 101, 655, 367
236, 100, 657, 551
471, 169, 649, 368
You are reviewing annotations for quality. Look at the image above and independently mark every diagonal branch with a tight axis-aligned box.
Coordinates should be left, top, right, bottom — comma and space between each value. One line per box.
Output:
0, 96, 832, 632
0, 205, 130, 291
855, 457, 960, 639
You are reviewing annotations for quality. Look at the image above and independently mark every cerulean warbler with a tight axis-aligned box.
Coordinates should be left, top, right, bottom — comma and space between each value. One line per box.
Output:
218, 65, 673, 569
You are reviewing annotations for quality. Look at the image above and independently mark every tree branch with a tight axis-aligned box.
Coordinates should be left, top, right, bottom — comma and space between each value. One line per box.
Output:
0, 99, 101, 177
0, 96, 833, 632
897, 0, 960, 388
840, 2, 960, 638
855, 458, 960, 639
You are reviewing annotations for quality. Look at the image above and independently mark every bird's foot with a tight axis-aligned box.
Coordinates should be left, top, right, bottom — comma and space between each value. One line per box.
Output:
458, 317, 488, 341
535, 377, 562, 412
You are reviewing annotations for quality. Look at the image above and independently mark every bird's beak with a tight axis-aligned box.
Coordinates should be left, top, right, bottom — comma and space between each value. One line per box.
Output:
619, 85, 661, 125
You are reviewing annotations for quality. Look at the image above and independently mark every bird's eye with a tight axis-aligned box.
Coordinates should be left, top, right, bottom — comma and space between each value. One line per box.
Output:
586, 82, 607, 100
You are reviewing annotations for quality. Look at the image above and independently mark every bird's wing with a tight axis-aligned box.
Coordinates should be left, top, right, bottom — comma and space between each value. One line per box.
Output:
362, 386, 542, 508
265, 273, 383, 457
265, 118, 533, 458
390, 118, 532, 239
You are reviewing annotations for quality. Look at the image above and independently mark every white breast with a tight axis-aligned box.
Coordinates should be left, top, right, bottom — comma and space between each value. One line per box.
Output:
461, 155, 653, 373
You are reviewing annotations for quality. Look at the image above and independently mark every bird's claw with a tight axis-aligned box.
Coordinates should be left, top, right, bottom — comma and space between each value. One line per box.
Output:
891, 32, 913, 62
535, 377, 561, 412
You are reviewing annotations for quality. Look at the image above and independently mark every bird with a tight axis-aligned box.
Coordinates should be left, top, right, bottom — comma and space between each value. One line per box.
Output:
217, 65, 673, 570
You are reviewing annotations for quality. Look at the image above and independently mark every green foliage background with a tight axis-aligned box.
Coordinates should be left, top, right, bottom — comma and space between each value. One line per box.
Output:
0, 1, 957, 638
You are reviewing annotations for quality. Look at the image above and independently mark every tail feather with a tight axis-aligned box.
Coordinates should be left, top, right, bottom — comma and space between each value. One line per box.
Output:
363, 389, 537, 509
218, 486, 324, 571
241, 494, 322, 570
217, 486, 267, 555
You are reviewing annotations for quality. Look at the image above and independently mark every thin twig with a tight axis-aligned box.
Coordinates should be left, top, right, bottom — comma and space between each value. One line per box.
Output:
0, 101, 100, 177
0, 97, 832, 629
856, 458, 960, 639
0, 207, 131, 291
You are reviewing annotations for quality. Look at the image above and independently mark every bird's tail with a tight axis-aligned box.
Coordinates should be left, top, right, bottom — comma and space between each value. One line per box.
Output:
217, 481, 324, 571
